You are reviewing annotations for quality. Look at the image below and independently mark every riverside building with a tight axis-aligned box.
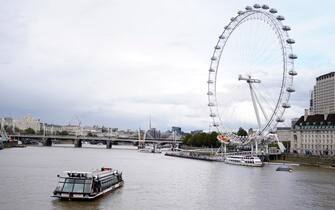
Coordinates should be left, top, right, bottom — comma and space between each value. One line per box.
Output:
292, 111, 335, 156
16, 115, 41, 132
310, 72, 335, 115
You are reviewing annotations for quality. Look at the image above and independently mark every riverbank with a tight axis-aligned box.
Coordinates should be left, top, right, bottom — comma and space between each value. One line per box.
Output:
271, 155, 335, 169
2, 141, 26, 148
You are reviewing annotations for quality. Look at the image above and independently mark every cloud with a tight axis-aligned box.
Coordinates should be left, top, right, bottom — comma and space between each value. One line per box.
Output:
0, 0, 334, 132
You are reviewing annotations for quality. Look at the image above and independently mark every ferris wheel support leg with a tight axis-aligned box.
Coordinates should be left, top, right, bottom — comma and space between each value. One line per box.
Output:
253, 88, 269, 122
255, 139, 258, 155
224, 144, 227, 156
248, 83, 262, 130
274, 134, 286, 153
265, 144, 269, 154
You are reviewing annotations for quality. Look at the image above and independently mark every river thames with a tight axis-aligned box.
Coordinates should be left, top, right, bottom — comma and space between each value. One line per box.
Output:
0, 146, 334, 210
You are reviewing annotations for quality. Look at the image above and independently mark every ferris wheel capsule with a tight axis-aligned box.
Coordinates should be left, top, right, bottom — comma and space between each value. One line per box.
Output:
282, 103, 291, 108
289, 53, 298, 59
269, 8, 278, 13
215, 45, 221, 50
276, 117, 285, 123
238, 11, 244, 15
288, 70, 297, 76
276, 15, 285, 21
282, 25, 291, 31
286, 38, 295, 44
262, 5, 269, 10
245, 6, 252, 11
211, 56, 217, 61
286, 87, 295, 93
253, 4, 261, 9
209, 68, 215, 72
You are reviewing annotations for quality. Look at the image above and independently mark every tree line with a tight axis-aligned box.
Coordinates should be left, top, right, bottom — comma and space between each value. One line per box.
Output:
182, 127, 248, 147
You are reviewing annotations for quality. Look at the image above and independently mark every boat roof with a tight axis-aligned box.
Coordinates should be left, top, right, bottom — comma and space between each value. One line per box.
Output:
62, 168, 118, 178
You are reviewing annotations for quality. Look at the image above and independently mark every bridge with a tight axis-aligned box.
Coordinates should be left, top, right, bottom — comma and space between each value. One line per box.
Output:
10, 134, 181, 149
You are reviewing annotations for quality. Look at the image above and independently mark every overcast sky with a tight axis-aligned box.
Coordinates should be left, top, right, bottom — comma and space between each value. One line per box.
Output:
0, 0, 334, 131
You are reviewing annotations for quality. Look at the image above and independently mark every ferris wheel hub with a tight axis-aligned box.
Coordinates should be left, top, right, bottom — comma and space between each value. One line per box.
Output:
238, 75, 261, 83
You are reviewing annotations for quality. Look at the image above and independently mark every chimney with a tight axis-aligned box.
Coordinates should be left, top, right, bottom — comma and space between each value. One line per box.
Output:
304, 109, 309, 121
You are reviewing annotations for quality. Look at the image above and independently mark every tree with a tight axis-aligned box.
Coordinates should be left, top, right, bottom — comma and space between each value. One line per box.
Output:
24, 128, 36, 135
182, 134, 191, 145
182, 132, 220, 147
101, 126, 108, 133
237, 127, 248, 136
57, 130, 69, 136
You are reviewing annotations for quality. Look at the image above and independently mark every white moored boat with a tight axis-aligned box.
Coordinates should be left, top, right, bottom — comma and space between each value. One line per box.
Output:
225, 155, 263, 167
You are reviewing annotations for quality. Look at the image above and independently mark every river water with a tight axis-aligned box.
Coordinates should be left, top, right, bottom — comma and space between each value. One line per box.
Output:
0, 146, 334, 210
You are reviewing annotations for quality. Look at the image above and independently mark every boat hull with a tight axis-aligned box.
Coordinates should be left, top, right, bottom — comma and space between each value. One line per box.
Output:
225, 160, 263, 167
52, 181, 124, 200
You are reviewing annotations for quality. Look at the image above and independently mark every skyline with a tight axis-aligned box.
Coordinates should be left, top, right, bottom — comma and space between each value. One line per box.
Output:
1, 0, 335, 131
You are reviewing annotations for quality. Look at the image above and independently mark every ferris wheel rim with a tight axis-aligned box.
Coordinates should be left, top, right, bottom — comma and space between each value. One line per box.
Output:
207, 5, 297, 137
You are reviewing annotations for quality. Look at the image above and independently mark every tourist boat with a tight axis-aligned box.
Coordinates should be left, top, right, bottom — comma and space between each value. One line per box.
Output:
225, 155, 263, 167
52, 167, 123, 200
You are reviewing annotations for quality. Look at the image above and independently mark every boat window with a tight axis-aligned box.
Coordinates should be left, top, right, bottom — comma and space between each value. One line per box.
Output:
73, 183, 84, 193
65, 178, 75, 183
55, 181, 64, 191
62, 182, 74, 192
75, 179, 85, 184
60, 178, 75, 192
84, 183, 91, 193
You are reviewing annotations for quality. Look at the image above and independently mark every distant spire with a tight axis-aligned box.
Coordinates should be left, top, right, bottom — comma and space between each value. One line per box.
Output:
149, 115, 152, 130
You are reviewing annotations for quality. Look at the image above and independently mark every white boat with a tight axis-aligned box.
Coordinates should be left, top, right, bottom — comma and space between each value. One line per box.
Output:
225, 155, 263, 167
52, 167, 123, 200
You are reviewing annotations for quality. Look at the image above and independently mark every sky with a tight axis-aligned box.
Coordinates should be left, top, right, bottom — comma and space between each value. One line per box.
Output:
0, 0, 334, 131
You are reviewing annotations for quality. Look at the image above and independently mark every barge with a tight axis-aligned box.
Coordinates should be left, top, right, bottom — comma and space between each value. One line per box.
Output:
52, 167, 123, 200
165, 151, 224, 162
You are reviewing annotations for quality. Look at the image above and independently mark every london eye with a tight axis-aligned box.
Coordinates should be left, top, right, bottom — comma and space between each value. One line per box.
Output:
207, 4, 297, 153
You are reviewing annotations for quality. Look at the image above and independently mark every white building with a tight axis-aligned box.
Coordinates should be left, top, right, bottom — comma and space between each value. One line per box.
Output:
292, 112, 335, 156
310, 72, 335, 115
276, 127, 293, 153
16, 115, 41, 132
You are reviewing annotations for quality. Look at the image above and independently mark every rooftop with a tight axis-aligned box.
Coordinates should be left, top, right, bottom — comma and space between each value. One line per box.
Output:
316, 72, 335, 81
294, 113, 335, 127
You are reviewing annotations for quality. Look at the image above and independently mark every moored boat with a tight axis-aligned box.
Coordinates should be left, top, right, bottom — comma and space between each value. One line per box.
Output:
225, 155, 263, 167
52, 167, 123, 200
